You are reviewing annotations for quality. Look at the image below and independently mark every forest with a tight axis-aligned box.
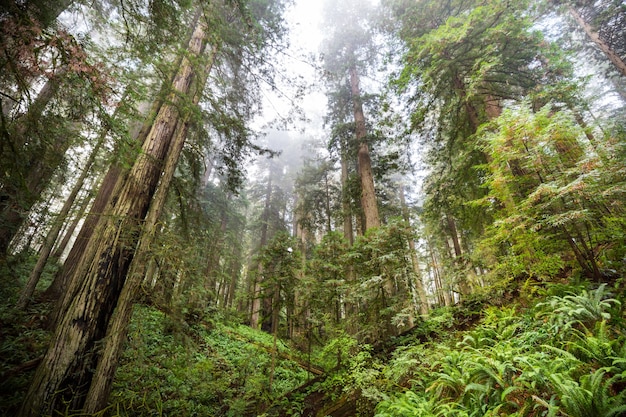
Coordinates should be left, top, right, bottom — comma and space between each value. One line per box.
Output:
0, 0, 625, 415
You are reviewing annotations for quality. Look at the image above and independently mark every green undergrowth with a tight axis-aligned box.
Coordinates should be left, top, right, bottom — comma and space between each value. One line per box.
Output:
372, 282, 626, 417
266, 281, 626, 417
110, 306, 309, 416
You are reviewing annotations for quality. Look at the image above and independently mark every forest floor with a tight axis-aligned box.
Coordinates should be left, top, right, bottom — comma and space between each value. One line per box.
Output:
1, 275, 626, 416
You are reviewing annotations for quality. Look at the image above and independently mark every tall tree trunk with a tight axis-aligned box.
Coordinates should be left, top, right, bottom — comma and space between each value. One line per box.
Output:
225, 230, 243, 308
349, 63, 379, 231
205, 191, 230, 304
46, 82, 174, 329
51, 188, 93, 260
18, 12, 210, 416
567, 5, 626, 78
323, 170, 332, 233
83, 41, 218, 412
445, 214, 470, 296
47, 46, 186, 327
251, 169, 273, 329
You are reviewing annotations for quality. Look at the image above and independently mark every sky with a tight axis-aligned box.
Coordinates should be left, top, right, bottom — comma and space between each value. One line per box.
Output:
253, 0, 327, 138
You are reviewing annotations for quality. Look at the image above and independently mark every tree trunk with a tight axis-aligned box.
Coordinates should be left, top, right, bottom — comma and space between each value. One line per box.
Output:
47, 51, 186, 329
567, 5, 626, 78
446, 214, 470, 296
251, 169, 272, 329
340, 151, 353, 245
84, 39, 218, 410
225, 229, 243, 308
51, 188, 93, 260
324, 170, 332, 233
18, 12, 209, 416
18, 125, 106, 309
349, 63, 379, 231
0, 71, 70, 256
205, 192, 230, 304
399, 184, 429, 316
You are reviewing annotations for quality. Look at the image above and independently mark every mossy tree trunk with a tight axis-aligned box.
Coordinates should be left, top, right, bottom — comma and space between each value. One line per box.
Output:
18, 11, 210, 416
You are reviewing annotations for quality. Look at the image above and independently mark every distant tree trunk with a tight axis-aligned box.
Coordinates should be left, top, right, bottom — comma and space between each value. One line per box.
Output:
0, 70, 70, 257
428, 237, 450, 307
51, 189, 92, 260
567, 6, 626, 78
399, 185, 429, 317
323, 170, 332, 233
18, 12, 210, 416
205, 192, 230, 304
17, 132, 105, 309
340, 151, 354, 245
445, 214, 470, 296
225, 229, 243, 308
251, 170, 272, 329
349, 62, 379, 231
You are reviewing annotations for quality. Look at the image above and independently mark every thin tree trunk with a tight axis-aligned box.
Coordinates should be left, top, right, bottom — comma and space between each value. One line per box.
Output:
18, 12, 209, 416
225, 233, 242, 308
0, 70, 69, 256
446, 215, 470, 296
324, 171, 332, 233
567, 6, 626, 79
18, 128, 106, 309
340, 152, 353, 245
399, 184, 428, 317
51, 189, 92, 260
205, 191, 230, 303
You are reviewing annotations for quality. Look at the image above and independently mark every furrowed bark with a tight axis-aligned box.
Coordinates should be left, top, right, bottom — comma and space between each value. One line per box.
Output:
18, 11, 209, 416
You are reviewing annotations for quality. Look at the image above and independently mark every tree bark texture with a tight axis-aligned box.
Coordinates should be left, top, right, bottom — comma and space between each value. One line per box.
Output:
349, 64, 379, 231
83, 43, 217, 412
18, 12, 209, 416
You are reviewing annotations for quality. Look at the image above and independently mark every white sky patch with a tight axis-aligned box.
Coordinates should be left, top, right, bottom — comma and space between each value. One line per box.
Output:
252, 0, 327, 137
286, 0, 324, 52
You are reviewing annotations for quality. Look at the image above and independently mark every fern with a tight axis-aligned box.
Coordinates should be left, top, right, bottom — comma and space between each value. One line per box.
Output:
536, 284, 621, 336
567, 321, 620, 368
550, 369, 626, 417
